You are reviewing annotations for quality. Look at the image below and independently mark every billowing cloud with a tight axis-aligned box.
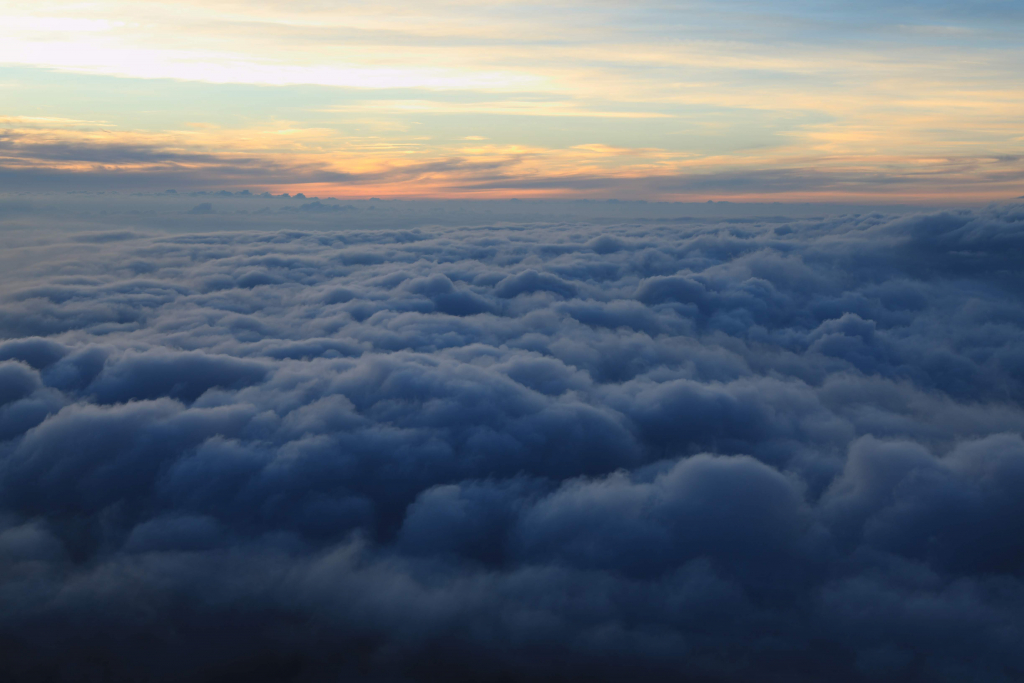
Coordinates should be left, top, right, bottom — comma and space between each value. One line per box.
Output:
0, 203, 1023, 681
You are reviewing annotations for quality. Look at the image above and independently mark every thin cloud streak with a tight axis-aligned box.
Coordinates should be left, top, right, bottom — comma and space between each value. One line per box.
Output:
1, 128, 1021, 201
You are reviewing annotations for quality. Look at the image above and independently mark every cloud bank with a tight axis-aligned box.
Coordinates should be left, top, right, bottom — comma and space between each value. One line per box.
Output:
1, 204, 1023, 681
3, 124, 1023, 201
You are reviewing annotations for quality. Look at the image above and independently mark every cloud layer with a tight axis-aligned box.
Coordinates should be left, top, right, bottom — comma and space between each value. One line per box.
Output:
1, 204, 1023, 681
3, 123, 1024, 202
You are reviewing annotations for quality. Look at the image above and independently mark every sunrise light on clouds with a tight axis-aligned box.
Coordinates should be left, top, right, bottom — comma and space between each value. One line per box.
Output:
3, 0, 1022, 201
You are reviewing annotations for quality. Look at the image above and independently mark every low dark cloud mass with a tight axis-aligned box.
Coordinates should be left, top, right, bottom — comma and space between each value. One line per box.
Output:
1, 201, 1023, 682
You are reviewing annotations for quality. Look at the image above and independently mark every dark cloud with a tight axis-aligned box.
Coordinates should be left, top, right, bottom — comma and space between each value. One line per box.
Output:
0, 132, 522, 194
452, 162, 1024, 197
0, 133, 241, 165
0, 131, 358, 192
3, 130, 1022, 198
0, 202, 1023, 681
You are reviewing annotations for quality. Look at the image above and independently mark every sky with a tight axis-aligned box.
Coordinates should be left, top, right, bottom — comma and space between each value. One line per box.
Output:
2, 0, 1024, 201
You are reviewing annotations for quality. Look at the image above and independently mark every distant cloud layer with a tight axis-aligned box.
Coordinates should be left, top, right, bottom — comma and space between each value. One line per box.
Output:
1, 204, 1023, 681
3, 126, 1023, 201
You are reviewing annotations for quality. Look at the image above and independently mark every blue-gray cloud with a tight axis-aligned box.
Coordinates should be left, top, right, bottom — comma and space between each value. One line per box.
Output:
0, 202, 1023, 681
3, 130, 1023, 198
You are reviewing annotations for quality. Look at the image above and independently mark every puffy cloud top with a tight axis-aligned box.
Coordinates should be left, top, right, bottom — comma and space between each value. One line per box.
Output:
0, 205, 1023, 681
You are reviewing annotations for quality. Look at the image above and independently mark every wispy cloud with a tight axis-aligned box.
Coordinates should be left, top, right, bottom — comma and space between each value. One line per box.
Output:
2, 125, 1021, 201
